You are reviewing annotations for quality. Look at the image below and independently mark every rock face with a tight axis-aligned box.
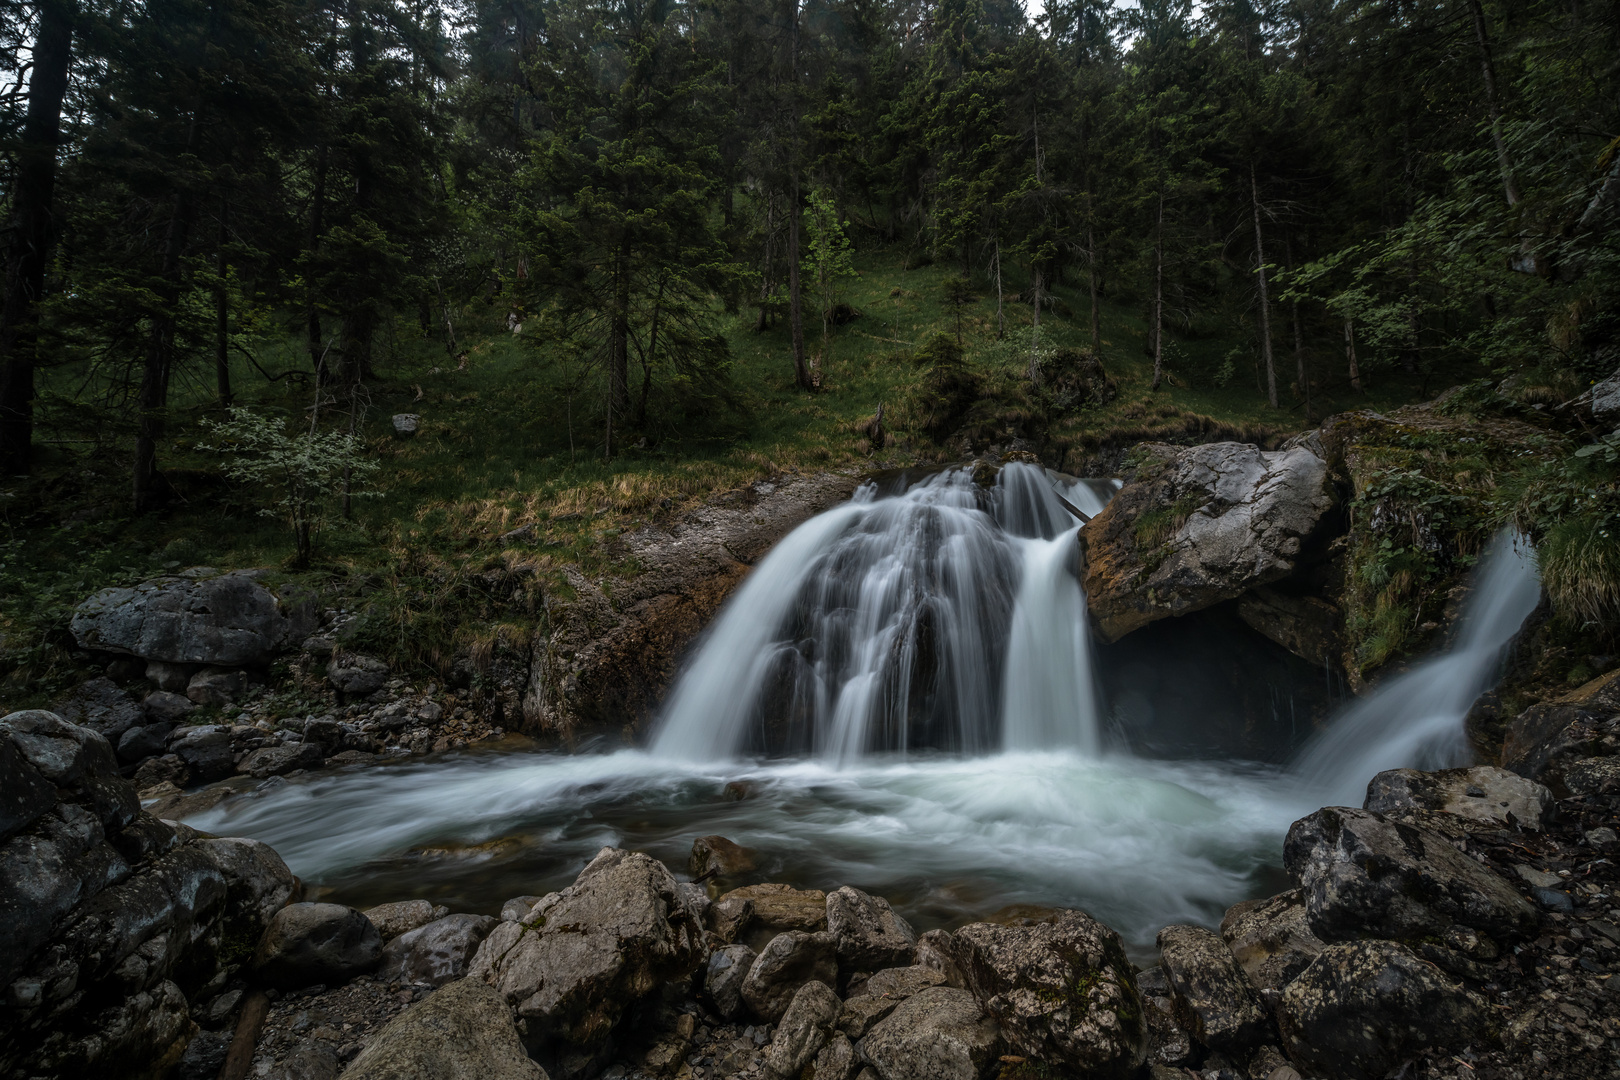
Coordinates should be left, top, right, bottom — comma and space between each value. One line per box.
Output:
857, 985, 1002, 1080
467, 847, 704, 1048
1276, 941, 1488, 1080
378, 914, 498, 987
826, 886, 916, 972
764, 980, 841, 1080
254, 903, 383, 989
71, 568, 316, 666
1082, 441, 1336, 642
1219, 890, 1325, 993
0, 710, 296, 1079
1155, 924, 1268, 1051
741, 931, 839, 1021
949, 910, 1146, 1079
1284, 807, 1538, 944
1364, 765, 1554, 830
1502, 669, 1620, 791
342, 977, 548, 1080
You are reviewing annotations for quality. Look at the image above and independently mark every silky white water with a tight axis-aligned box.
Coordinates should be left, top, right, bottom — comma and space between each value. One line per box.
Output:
184, 472, 1541, 953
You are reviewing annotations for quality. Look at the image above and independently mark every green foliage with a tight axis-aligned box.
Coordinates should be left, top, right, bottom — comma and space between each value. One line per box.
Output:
802, 186, 860, 360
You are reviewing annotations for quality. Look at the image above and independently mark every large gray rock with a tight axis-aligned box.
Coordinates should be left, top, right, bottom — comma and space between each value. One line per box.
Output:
1364, 765, 1553, 830
329, 653, 391, 696
1501, 670, 1620, 789
764, 980, 841, 1080
254, 903, 382, 989
1276, 941, 1488, 1080
1284, 807, 1539, 944
466, 847, 704, 1047
55, 677, 145, 740
71, 569, 316, 666
1083, 442, 1336, 642
826, 885, 916, 971
186, 666, 248, 707
169, 726, 236, 784
142, 690, 197, 723
704, 943, 756, 1020
0, 732, 56, 845
740, 930, 839, 1022
1155, 924, 1268, 1051
949, 910, 1145, 1079
1219, 889, 1324, 993
343, 977, 548, 1080
857, 985, 1002, 1080
715, 882, 828, 935
366, 899, 450, 939
379, 914, 497, 987
117, 722, 174, 763
237, 742, 323, 778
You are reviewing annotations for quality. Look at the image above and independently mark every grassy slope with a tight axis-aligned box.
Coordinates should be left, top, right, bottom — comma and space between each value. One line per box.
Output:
0, 244, 1469, 704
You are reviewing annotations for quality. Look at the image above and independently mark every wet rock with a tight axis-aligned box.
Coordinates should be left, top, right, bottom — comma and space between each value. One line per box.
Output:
849, 965, 945, 1001
500, 895, 543, 922
690, 834, 756, 879
343, 977, 548, 1080
169, 725, 236, 784
1284, 806, 1538, 944
1364, 765, 1554, 830
329, 653, 391, 696
1219, 890, 1324, 993
467, 847, 704, 1047
366, 899, 451, 939
55, 676, 145, 740
826, 885, 916, 971
72, 568, 316, 666
1234, 586, 1342, 669
950, 909, 1145, 1078
857, 985, 1002, 1080
254, 903, 383, 989
238, 742, 325, 778
764, 980, 841, 1080
142, 690, 197, 723
378, 914, 497, 987
1502, 669, 1620, 789
186, 666, 249, 707
705, 943, 756, 1020
718, 882, 829, 935
1276, 940, 1488, 1080
1564, 756, 1620, 798
1156, 924, 1268, 1051
117, 722, 174, 763
741, 931, 839, 1022
1083, 441, 1336, 643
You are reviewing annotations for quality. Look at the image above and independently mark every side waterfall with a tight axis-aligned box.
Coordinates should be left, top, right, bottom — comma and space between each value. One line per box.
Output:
651, 464, 1114, 762
1290, 530, 1542, 806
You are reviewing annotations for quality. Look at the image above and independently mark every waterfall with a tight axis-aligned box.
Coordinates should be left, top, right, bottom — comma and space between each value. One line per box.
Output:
1290, 530, 1542, 807
651, 464, 1114, 763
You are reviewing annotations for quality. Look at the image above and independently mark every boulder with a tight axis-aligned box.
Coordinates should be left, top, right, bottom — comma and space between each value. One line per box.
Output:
1276, 941, 1488, 1080
379, 914, 498, 987
1364, 765, 1553, 830
1564, 756, 1620, 797
392, 413, 421, 437
1502, 669, 1620, 789
301, 716, 345, 752
707, 894, 753, 942
55, 677, 145, 740
913, 928, 964, 988
186, 666, 249, 707
689, 834, 756, 879
1593, 366, 1620, 423
1234, 586, 1342, 669
741, 930, 839, 1021
466, 847, 704, 1047
704, 943, 756, 1020
857, 985, 1002, 1080
117, 723, 174, 763
71, 569, 316, 666
142, 690, 197, 723
500, 895, 543, 922
949, 910, 1145, 1079
1082, 442, 1336, 642
169, 726, 236, 783
253, 902, 383, 989
145, 661, 196, 692
717, 882, 828, 935
329, 653, 391, 696
1283, 807, 1539, 944
1155, 924, 1268, 1051
826, 885, 916, 971
1219, 890, 1324, 993
276, 1040, 340, 1080
343, 977, 549, 1080
196, 835, 298, 930
837, 994, 899, 1041
367, 899, 452, 939
849, 965, 945, 1001
764, 980, 841, 1080
0, 734, 56, 844
237, 742, 324, 778
811, 1032, 860, 1080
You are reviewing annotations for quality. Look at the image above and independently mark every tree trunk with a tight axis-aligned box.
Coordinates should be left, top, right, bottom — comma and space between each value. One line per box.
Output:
0, 0, 74, 476
1466, 0, 1520, 207
1345, 317, 1361, 392
1029, 265, 1043, 386
215, 195, 233, 407
1251, 164, 1277, 408
993, 239, 1005, 339
1150, 192, 1165, 390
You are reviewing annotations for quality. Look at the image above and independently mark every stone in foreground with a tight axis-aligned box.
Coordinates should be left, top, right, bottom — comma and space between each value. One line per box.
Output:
949, 909, 1146, 1079
379, 913, 498, 987
1156, 924, 1268, 1051
826, 885, 917, 971
71, 569, 315, 666
704, 943, 756, 1020
858, 985, 1002, 1080
343, 977, 548, 1080
254, 902, 383, 989
764, 979, 841, 1080
741, 930, 839, 1021
1364, 765, 1553, 830
1277, 941, 1487, 1080
1219, 889, 1324, 993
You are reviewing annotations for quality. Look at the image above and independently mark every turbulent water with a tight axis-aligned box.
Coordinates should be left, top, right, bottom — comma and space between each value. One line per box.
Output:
185, 468, 1542, 953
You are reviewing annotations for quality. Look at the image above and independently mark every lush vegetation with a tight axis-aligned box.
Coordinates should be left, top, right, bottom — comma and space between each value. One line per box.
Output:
1, 0, 1617, 699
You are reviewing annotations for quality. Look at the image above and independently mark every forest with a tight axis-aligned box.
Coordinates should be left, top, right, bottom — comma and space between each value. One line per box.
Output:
1, 0, 1618, 696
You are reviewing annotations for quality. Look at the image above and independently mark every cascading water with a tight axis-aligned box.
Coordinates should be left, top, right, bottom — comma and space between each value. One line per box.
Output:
1290, 530, 1542, 807
652, 463, 1112, 762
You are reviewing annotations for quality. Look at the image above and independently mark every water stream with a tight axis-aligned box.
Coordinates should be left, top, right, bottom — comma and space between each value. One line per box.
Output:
186, 466, 1541, 952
